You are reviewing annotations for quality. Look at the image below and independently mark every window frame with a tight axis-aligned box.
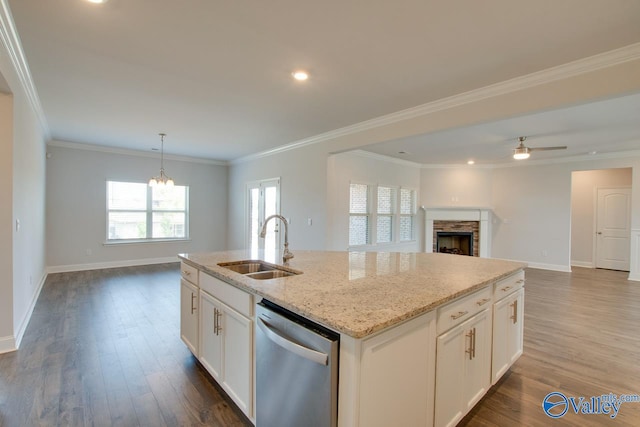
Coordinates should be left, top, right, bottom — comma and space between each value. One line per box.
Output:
105, 180, 190, 244
348, 182, 418, 249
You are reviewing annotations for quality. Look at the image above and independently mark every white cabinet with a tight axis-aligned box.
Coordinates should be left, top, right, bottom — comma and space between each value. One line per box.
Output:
338, 310, 436, 427
198, 273, 253, 419
492, 287, 524, 384
180, 262, 199, 357
434, 290, 492, 427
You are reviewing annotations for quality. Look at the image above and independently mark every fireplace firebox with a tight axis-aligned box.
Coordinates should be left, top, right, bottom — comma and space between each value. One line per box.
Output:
436, 231, 473, 256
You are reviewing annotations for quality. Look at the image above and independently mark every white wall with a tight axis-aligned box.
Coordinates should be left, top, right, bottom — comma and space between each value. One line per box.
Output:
326, 151, 421, 251
228, 143, 329, 251
571, 168, 632, 267
0, 53, 48, 351
0, 91, 14, 348
46, 144, 228, 270
420, 167, 493, 208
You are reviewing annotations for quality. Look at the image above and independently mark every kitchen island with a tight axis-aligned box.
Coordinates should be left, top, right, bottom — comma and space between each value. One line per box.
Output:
178, 250, 526, 427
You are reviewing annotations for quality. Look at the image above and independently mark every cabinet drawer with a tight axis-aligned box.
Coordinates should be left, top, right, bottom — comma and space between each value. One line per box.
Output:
437, 286, 492, 334
200, 272, 253, 318
493, 270, 524, 301
181, 262, 199, 285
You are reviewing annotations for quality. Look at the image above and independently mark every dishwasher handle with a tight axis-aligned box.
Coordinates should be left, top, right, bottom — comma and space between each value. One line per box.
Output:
257, 317, 329, 366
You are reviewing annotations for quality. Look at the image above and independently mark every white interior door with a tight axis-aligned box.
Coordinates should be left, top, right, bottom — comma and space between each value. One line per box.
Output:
596, 187, 631, 271
247, 179, 280, 258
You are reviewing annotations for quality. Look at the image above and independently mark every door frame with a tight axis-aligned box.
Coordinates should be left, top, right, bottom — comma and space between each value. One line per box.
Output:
246, 178, 281, 254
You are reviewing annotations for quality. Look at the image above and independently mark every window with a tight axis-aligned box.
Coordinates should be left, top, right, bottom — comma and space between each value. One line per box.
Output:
376, 186, 396, 243
399, 188, 417, 241
348, 183, 417, 247
107, 181, 189, 242
247, 178, 280, 258
349, 183, 370, 246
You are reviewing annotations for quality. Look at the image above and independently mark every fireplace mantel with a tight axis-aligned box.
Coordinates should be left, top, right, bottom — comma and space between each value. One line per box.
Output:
423, 207, 491, 257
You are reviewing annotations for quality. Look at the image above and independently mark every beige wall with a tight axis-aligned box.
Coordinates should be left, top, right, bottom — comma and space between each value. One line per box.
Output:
571, 168, 632, 267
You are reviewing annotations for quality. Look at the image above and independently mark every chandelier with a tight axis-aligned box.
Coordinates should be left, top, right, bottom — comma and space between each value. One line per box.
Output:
148, 133, 174, 187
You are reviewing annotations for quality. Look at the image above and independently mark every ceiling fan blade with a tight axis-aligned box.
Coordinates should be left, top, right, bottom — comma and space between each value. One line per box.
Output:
529, 146, 567, 151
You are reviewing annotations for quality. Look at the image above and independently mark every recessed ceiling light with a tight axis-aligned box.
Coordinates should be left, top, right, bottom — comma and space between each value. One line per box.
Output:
467, 160, 475, 165
589, 151, 598, 155
86, 0, 108, 3
292, 70, 309, 81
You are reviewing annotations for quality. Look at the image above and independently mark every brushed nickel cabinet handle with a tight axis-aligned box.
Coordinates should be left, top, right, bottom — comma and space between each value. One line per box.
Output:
516, 279, 524, 284
213, 308, 218, 335
476, 298, 491, 306
465, 327, 476, 360
191, 293, 197, 314
510, 299, 518, 324
501, 285, 512, 292
183, 270, 191, 276
216, 309, 223, 335
451, 310, 468, 320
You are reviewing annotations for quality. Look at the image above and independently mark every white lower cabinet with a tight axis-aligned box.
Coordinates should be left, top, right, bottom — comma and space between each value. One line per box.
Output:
180, 279, 199, 356
492, 288, 524, 384
199, 286, 253, 418
434, 309, 491, 427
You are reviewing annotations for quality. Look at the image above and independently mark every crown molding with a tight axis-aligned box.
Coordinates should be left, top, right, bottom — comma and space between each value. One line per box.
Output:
231, 43, 640, 165
48, 139, 228, 166
0, 0, 50, 138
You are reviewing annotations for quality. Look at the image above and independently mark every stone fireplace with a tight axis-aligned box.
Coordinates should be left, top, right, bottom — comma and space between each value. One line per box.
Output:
424, 208, 491, 257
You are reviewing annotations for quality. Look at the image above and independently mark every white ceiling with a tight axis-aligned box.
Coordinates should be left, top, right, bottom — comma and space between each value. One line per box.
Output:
7, 0, 640, 162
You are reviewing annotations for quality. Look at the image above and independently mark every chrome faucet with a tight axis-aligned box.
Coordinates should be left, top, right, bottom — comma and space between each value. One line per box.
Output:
260, 215, 294, 264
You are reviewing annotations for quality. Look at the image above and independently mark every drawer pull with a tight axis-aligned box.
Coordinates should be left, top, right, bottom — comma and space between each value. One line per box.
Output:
501, 285, 512, 292
451, 310, 468, 320
183, 270, 192, 276
476, 298, 491, 306
516, 279, 524, 284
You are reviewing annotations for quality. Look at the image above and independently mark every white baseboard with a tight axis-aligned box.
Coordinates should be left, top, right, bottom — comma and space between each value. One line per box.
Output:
526, 262, 572, 272
0, 335, 16, 354
13, 272, 47, 349
571, 260, 594, 268
628, 273, 640, 282
47, 256, 179, 274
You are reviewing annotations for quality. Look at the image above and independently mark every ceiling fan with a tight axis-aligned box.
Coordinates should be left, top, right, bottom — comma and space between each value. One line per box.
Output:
513, 136, 567, 160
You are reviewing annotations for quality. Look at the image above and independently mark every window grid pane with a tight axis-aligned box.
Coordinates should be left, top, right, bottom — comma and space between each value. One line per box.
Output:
349, 215, 369, 246
108, 212, 147, 239
377, 186, 395, 215
108, 182, 147, 210
377, 215, 392, 243
152, 186, 186, 210
350, 184, 369, 214
400, 216, 413, 241
152, 212, 186, 238
400, 189, 416, 215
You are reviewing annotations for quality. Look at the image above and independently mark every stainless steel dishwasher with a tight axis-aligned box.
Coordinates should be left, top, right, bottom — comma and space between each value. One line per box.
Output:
256, 300, 339, 427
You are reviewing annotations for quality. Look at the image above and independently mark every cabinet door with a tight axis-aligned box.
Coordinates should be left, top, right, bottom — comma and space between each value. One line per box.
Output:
435, 323, 466, 427
221, 306, 253, 417
199, 291, 223, 381
435, 309, 491, 427
180, 279, 199, 355
462, 309, 491, 412
492, 289, 524, 384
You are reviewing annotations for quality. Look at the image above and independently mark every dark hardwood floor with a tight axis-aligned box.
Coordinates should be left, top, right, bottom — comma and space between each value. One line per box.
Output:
1, 264, 639, 426
0, 264, 251, 427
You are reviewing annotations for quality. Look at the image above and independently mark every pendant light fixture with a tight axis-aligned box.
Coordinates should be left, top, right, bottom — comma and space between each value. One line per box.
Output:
148, 133, 174, 187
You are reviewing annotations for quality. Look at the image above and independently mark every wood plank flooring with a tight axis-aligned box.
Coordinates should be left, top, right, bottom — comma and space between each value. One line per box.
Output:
1, 264, 639, 426
0, 264, 251, 427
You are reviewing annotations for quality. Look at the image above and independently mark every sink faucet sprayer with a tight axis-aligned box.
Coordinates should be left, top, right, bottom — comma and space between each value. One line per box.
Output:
260, 215, 294, 264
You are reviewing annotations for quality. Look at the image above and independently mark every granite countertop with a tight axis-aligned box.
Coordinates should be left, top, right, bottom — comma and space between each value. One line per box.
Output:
179, 250, 526, 339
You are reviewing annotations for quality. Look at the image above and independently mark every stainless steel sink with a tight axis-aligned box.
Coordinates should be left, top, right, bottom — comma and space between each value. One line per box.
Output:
218, 260, 301, 279
245, 270, 296, 280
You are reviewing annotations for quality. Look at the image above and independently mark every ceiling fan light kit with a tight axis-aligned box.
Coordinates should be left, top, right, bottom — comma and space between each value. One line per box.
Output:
512, 136, 566, 160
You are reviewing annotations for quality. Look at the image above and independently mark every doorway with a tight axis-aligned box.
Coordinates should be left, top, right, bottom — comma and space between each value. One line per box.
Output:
247, 178, 281, 259
570, 168, 632, 271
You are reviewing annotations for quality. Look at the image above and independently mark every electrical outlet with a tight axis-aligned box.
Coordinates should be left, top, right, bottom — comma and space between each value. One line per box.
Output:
542, 250, 548, 257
